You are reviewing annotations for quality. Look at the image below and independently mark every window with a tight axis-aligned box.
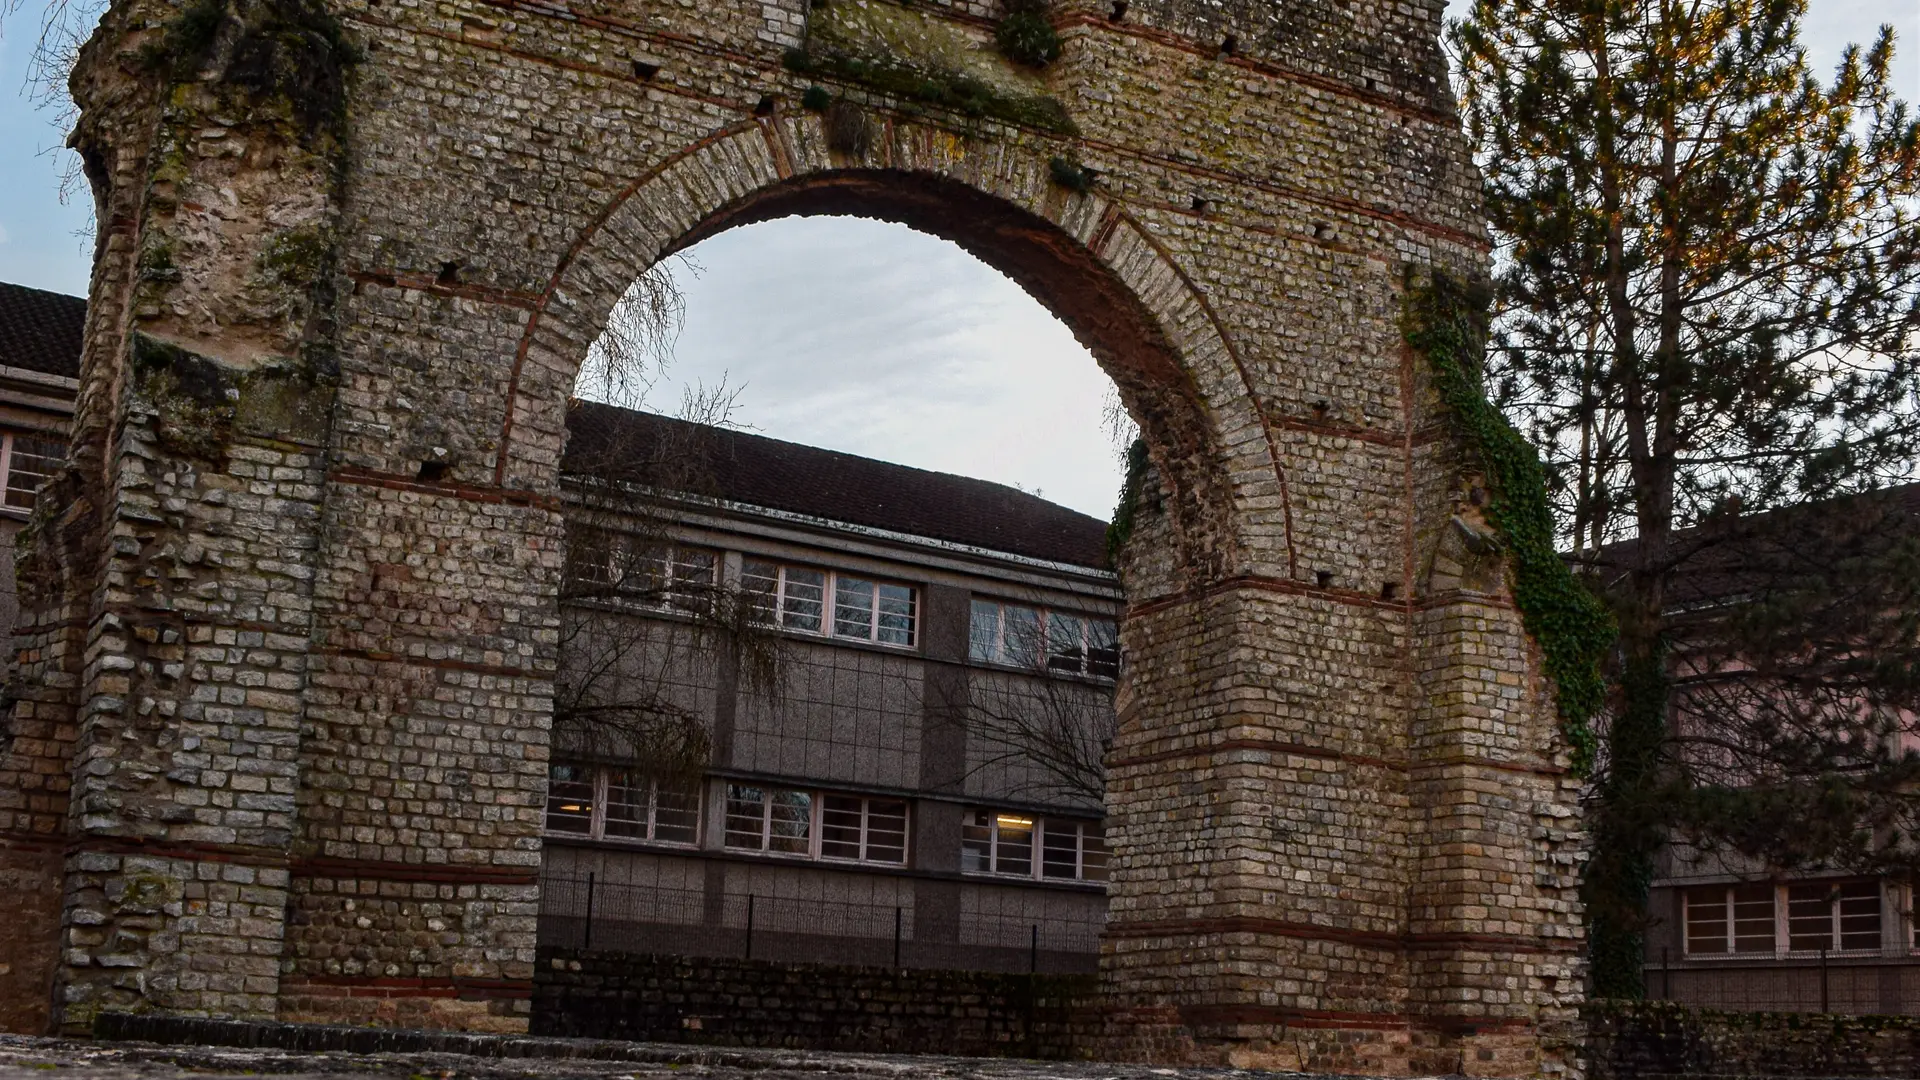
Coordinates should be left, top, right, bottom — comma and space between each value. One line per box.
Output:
1685, 880, 1886, 956
742, 561, 917, 647
542, 762, 699, 844
0, 429, 61, 511
970, 600, 1118, 678
962, 809, 1106, 882
1683, 884, 1775, 955
1788, 881, 1882, 952
565, 526, 716, 609
724, 783, 908, 865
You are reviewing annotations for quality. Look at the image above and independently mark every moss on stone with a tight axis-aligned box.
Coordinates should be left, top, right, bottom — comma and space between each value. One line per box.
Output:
793, 0, 1076, 135
143, 0, 363, 148
1404, 270, 1614, 775
254, 225, 333, 290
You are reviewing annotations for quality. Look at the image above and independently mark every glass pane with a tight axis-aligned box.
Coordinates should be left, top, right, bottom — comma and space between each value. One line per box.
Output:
1087, 620, 1120, 680
961, 809, 993, 872
1003, 606, 1042, 668
820, 794, 865, 860
1838, 882, 1881, 951
653, 777, 699, 844
1047, 612, 1086, 674
616, 540, 671, 601
969, 601, 1000, 663
769, 788, 812, 854
1788, 882, 1833, 951
1685, 887, 1728, 955
671, 549, 717, 612
565, 526, 613, 590
724, 784, 767, 850
602, 771, 649, 839
1082, 822, 1108, 882
876, 584, 915, 646
782, 568, 825, 632
995, 813, 1034, 877
545, 764, 594, 834
4, 434, 60, 509
742, 561, 779, 624
865, 799, 908, 864
1732, 884, 1776, 953
1041, 819, 1080, 879
834, 577, 875, 640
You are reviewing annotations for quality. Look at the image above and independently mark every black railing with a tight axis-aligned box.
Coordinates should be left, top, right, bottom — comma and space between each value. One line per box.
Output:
538, 873, 1103, 974
1644, 945, 1920, 1016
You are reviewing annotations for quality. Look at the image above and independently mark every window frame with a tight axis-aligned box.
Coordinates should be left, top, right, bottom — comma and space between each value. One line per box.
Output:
541, 762, 701, 847
1682, 879, 1886, 957
0, 428, 62, 513
969, 598, 1119, 680
742, 560, 919, 649
564, 526, 718, 610
961, 808, 1107, 883
722, 782, 911, 867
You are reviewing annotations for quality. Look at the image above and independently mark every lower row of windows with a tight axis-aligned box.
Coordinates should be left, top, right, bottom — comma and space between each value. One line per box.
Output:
1684, 880, 1897, 955
545, 763, 1106, 883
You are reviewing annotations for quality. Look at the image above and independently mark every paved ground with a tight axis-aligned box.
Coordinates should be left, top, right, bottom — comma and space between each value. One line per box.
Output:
0, 1037, 1410, 1080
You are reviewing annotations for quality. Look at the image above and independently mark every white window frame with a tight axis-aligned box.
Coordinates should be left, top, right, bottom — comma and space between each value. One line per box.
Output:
0, 428, 61, 513
742, 561, 918, 648
962, 808, 1107, 883
969, 599, 1119, 679
542, 762, 700, 846
722, 782, 910, 866
1683, 879, 1888, 957
565, 527, 717, 610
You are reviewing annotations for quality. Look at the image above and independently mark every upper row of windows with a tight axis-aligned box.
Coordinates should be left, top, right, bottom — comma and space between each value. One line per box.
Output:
566, 529, 1118, 677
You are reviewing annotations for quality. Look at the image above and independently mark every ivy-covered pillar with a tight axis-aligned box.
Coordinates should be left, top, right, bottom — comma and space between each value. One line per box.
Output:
19, 0, 355, 1030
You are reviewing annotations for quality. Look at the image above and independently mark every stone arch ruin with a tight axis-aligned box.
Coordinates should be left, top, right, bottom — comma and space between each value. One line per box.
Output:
0, 0, 1587, 1074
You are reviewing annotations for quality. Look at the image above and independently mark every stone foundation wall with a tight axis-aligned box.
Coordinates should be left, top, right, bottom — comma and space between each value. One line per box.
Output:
530, 946, 1101, 1059
1586, 1000, 1920, 1079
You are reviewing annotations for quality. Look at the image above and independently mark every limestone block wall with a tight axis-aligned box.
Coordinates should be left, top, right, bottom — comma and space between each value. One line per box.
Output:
0, 0, 1587, 1072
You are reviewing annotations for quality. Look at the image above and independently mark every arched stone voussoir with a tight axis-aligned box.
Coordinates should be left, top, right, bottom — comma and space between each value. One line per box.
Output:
501, 117, 1277, 585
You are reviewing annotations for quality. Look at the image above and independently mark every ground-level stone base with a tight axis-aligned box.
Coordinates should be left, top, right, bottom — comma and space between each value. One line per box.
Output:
1585, 999, 1920, 1078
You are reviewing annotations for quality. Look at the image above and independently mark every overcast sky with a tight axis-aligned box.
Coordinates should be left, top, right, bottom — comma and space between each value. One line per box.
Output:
1, 0, 1914, 519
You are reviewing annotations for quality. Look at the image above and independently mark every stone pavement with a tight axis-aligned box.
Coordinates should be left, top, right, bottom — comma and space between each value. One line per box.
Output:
0, 1036, 1413, 1080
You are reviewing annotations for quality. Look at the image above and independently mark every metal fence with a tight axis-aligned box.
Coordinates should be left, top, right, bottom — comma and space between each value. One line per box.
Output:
1644, 946, 1920, 1016
537, 873, 1103, 974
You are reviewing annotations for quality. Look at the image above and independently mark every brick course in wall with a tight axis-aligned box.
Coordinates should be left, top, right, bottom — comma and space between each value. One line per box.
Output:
0, 0, 1586, 1073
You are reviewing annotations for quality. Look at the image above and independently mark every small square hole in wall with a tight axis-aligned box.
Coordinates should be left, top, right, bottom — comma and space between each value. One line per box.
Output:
1313, 221, 1333, 240
437, 261, 461, 285
1191, 195, 1212, 215
1380, 581, 1400, 601
1316, 571, 1334, 589
632, 59, 661, 80
1109, 1, 1128, 20
417, 460, 451, 482
754, 94, 777, 116
1218, 35, 1238, 58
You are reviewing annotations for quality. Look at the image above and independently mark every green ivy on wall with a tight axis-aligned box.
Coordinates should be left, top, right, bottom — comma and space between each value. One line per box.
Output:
1404, 271, 1614, 775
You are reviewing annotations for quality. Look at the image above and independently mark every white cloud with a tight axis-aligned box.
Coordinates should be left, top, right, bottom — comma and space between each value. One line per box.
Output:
622, 216, 1127, 520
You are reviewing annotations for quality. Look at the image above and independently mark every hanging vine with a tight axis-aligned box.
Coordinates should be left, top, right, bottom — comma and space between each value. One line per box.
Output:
1404, 270, 1614, 775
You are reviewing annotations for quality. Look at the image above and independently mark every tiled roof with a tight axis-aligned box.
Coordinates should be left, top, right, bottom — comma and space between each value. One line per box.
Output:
1577, 481, 1920, 608
0, 282, 85, 380
564, 400, 1114, 571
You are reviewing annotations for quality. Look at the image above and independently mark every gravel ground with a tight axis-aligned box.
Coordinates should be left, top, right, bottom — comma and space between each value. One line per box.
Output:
0, 1036, 1410, 1080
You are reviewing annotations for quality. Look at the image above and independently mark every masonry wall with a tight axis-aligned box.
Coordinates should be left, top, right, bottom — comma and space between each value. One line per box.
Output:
5, 0, 1586, 1070
1585, 1000, 1920, 1079
530, 945, 1101, 1058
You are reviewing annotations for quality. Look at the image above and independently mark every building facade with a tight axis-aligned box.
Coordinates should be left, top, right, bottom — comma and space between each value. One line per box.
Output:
0, 284, 81, 643
541, 402, 1120, 973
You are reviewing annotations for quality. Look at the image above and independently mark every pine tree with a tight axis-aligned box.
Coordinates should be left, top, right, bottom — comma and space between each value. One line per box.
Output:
1454, 0, 1920, 996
